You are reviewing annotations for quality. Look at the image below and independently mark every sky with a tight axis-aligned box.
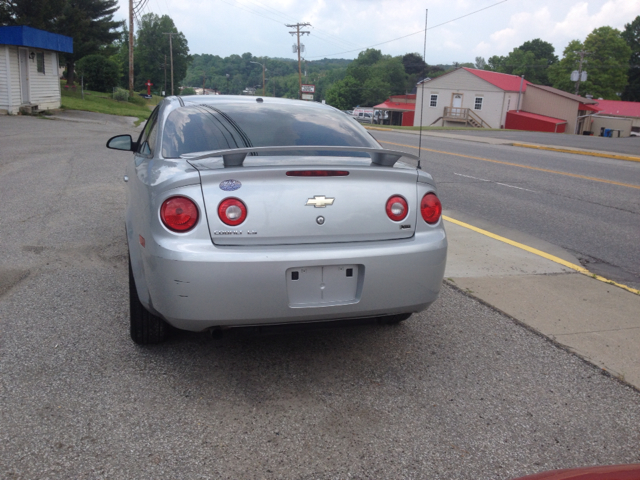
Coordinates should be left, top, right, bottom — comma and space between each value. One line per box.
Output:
115, 0, 640, 64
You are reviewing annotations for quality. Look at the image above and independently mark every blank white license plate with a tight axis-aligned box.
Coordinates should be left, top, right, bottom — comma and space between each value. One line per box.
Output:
286, 265, 360, 307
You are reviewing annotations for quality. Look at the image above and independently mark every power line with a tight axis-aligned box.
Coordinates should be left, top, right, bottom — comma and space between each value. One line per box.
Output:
307, 0, 510, 59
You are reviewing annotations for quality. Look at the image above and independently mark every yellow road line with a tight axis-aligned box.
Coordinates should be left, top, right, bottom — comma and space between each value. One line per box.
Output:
379, 140, 640, 190
443, 215, 640, 295
513, 143, 640, 163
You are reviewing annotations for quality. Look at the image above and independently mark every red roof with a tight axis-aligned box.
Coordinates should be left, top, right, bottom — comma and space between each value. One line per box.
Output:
508, 110, 567, 124
462, 67, 531, 92
593, 99, 640, 117
374, 100, 415, 111
579, 103, 601, 112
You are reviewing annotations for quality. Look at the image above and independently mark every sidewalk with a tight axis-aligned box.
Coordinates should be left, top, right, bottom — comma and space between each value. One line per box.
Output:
443, 211, 640, 390
366, 126, 640, 163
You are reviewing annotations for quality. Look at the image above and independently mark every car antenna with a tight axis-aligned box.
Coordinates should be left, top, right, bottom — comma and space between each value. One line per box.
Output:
417, 9, 428, 170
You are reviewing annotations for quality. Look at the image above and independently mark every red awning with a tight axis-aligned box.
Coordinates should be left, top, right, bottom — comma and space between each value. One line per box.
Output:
373, 101, 415, 111
508, 110, 566, 124
579, 103, 601, 112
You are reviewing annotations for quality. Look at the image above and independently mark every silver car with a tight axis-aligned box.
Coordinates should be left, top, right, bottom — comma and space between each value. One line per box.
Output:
107, 96, 447, 344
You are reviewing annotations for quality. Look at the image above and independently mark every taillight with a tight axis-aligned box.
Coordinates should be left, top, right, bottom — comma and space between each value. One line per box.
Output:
385, 195, 408, 222
420, 193, 442, 224
160, 196, 199, 232
218, 198, 247, 226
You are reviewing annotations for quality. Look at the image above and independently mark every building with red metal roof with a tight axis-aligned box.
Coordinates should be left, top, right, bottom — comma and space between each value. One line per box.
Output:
373, 94, 415, 126
415, 67, 531, 130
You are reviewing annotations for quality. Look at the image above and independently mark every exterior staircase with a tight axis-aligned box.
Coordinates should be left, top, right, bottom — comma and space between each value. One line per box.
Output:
442, 107, 491, 128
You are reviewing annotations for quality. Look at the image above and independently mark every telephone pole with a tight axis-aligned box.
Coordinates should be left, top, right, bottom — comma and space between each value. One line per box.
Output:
286, 23, 310, 99
128, 0, 134, 93
574, 49, 590, 95
163, 32, 176, 95
250, 61, 266, 96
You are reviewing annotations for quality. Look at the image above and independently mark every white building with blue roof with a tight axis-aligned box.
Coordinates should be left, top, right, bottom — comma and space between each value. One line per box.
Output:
0, 26, 73, 114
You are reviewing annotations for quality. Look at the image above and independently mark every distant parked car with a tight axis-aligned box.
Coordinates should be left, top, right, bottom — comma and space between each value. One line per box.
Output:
106, 95, 447, 344
138, 93, 152, 99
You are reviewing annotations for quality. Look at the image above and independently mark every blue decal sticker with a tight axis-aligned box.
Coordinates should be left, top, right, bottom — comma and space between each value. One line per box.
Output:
219, 179, 242, 191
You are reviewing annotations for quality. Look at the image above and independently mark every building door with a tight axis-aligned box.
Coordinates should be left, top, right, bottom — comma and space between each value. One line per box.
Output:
18, 48, 30, 104
452, 93, 463, 108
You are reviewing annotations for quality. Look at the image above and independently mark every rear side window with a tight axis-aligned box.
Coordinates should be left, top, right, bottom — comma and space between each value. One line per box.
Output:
161, 101, 379, 158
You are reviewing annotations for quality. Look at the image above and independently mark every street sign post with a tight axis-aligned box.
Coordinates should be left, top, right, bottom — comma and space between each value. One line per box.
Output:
301, 84, 315, 93
301, 93, 314, 101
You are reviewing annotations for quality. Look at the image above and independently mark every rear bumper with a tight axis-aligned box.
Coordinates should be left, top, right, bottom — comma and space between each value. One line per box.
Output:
141, 229, 447, 331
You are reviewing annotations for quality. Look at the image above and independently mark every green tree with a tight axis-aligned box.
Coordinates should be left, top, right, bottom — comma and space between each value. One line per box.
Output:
56, 0, 122, 85
402, 53, 426, 75
475, 56, 486, 69
486, 39, 557, 85
361, 77, 390, 106
550, 27, 631, 98
135, 13, 190, 93
622, 15, 640, 101
325, 76, 360, 110
519, 38, 558, 65
0, 0, 66, 30
76, 54, 119, 92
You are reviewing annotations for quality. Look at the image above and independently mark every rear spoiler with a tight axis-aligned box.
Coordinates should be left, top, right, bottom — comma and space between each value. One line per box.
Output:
183, 146, 420, 168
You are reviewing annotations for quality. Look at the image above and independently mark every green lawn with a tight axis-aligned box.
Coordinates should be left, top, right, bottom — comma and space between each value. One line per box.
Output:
60, 85, 157, 125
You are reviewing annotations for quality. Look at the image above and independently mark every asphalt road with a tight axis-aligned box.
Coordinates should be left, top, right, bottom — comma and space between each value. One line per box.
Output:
1, 115, 639, 479
370, 129, 640, 289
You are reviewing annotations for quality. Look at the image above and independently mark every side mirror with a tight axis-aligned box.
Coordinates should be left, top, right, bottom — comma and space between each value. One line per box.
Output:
106, 134, 135, 151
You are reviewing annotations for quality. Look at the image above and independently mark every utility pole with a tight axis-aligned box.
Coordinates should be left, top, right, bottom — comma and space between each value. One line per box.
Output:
286, 23, 310, 99
163, 32, 176, 95
573, 50, 590, 95
250, 61, 266, 96
202, 74, 206, 95
162, 55, 167, 95
128, 0, 134, 94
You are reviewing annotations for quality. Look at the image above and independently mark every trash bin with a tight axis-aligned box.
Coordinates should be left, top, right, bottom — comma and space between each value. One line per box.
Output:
604, 128, 613, 137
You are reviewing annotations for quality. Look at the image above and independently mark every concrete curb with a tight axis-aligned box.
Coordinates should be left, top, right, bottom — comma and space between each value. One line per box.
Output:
512, 143, 640, 163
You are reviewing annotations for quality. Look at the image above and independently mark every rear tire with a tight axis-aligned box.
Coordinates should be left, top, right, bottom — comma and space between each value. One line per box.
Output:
380, 312, 412, 325
129, 257, 169, 344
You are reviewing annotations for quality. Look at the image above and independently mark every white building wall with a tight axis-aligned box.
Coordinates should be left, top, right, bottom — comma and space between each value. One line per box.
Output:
415, 68, 506, 128
0, 45, 9, 112
8, 46, 21, 110
26, 49, 61, 109
1, 46, 61, 114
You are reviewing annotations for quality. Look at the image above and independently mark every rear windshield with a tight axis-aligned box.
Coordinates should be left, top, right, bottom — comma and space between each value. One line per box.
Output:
161, 101, 379, 158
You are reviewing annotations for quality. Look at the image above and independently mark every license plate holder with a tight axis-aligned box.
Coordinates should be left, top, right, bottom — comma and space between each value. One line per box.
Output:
286, 264, 361, 307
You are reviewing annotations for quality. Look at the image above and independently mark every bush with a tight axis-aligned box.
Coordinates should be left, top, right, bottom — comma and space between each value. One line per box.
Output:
128, 94, 146, 106
75, 55, 120, 93
113, 88, 129, 102
180, 87, 196, 96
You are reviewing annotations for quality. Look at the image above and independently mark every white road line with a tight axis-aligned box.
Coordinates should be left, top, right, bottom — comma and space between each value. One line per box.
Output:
454, 173, 538, 193
495, 182, 538, 193
454, 173, 490, 182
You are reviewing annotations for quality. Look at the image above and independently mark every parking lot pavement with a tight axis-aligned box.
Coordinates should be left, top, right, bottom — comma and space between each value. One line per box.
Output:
1, 113, 639, 479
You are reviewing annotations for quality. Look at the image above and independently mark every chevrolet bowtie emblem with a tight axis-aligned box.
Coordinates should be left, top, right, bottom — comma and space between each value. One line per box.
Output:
306, 195, 335, 208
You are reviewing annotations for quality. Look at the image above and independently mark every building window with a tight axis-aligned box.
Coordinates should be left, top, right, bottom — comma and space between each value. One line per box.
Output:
429, 94, 438, 107
474, 97, 483, 110
36, 52, 45, 74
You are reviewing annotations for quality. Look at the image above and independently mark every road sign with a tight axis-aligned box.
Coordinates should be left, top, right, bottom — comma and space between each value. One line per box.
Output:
301, 84, 315, 93
301, 93, 314, 101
